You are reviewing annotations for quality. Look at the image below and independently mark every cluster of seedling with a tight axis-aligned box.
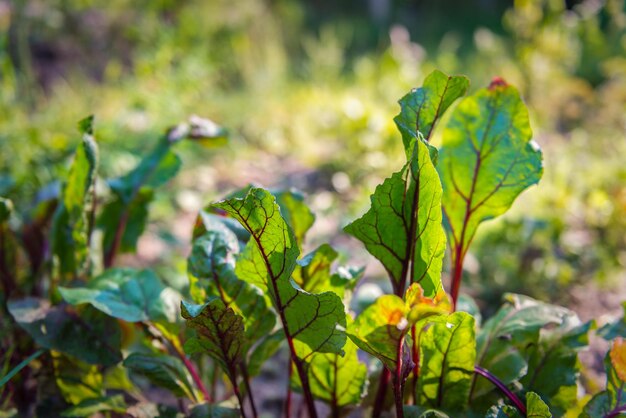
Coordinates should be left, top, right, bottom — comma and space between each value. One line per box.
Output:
2, 70, 626, 418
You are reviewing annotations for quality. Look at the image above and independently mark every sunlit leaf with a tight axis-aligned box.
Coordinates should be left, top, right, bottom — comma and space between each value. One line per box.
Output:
345, 138, 446, 296
293, 321, 368, 412
348, 294, 411, 372
526, 392, 552, 417
416, 312, 475, 412
213, 188, 346, 360
438, 80, 542, 282
394, 69, 469, 151
181, 299, 245, 383
188, 229, 275, 343
293, 243, 363, 300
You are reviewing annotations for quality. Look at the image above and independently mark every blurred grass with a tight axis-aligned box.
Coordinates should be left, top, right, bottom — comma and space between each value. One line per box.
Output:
1, 0, 626, 305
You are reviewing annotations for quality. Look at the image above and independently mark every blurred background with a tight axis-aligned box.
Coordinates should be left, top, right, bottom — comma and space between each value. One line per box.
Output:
1, 0, 626, 322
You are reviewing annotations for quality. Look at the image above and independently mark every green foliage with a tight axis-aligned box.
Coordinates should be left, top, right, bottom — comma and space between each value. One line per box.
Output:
50, 117, 98, 281
2, 67, 625, 418
7, 298, 122, 367
123, 352, 198, 401
345, 137, 446, 297
416, 312, 476, 412
59, 268, 180, 323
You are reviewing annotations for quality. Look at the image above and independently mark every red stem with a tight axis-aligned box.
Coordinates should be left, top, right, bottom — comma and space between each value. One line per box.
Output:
450, 244, 464, 311
174, 344, 211, 402
474, 366, 526, 415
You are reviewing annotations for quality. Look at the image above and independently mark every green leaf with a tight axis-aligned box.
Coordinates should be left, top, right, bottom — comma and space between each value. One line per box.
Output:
50, 120, 99, 279
404, 406, 450, 418
60, 395, 126, 417
347, 294, 410, 371
99, 138, 180, 256
520, 308, 592, 416
247, 330, 284, 377
438, 80, 542, 270
416, 312, 476, 411
52, 351, 103, 405
59, 268, 180, 323
188, 229, 276, 343
275, 189, 315, 248
188, 403, 240, 418
8, 298, 122, 366
345, 138, 446, 297
123, 352, 197, 401
581, 341, 626, 417
213, 187, 346, 360
292, 330, 367, 410
181, 299, 245, 383
472, 294, 574, 399
526, 392, 552, 417
485, 404, 522, 418
394, 70, 469, 151
293, 243, 363, 300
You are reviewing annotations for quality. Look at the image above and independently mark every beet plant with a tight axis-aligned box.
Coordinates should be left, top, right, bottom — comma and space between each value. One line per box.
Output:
2, 70, 626, 418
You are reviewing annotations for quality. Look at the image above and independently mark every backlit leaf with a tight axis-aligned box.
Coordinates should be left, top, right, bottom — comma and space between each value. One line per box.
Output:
293, 321, 368, 411
438, 80, 542, 279
181, 299, 245, 383
52, 351, 103, 405
394, 70, 469, 152
416, 312, 475, 412
213, 188, 346, 360
345, 138, 446, 297
526, 392, 552, 417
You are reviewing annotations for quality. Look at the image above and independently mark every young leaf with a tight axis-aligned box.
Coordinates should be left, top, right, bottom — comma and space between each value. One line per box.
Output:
416, 312, 476, 412
525, 392, 552, 417
123, 352, 197, 401
485, 392, 551, 418
292, 323, 368, 412
394, 69, 469, 152
7, 298, 122, 367
212, 188, 346, 360
59, 268, 180, 323
188, 228, 276, 344
293, 243, 363, 299
181, 299, 245, 383
50, 117, 98, 279
349, 293, 406, 360
275, 189, 315, 248
345, 138, 446, 297
438, 79, 542, 303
